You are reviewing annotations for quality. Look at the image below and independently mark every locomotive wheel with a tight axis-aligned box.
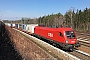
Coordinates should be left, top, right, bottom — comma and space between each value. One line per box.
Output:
70, 48, 74, 51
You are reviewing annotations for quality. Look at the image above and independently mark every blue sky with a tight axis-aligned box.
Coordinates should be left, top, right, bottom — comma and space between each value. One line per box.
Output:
0, 0, 90, 20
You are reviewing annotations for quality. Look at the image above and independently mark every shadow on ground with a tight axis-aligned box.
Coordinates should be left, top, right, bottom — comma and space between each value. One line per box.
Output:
0, 21, 23, 60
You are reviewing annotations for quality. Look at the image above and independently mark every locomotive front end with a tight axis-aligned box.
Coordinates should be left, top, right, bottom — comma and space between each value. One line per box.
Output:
64, 31, 80, 51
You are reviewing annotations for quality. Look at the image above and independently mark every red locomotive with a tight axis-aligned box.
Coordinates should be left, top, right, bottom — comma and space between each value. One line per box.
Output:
34, 26, 80, 50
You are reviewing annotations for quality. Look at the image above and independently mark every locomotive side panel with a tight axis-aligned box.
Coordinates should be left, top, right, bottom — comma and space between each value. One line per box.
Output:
34, 27, 65, 44
34, 26, 80, 50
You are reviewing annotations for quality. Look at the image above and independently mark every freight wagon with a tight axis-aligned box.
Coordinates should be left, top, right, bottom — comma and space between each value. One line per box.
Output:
26, 24, 38, 34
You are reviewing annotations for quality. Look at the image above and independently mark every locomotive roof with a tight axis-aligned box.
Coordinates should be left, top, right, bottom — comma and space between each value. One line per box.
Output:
35, 26, 74, 31
57, 28, 73, 31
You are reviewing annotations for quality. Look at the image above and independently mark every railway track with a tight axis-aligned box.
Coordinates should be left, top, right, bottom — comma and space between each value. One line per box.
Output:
76, 32, 90, 39
69, 49, 90, 60
79, 40, 90, 47
75, 32, 90, 60
77, 32, 90, 47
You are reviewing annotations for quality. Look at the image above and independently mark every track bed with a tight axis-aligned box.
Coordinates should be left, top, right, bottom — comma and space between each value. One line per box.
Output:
6, 26, 54, 60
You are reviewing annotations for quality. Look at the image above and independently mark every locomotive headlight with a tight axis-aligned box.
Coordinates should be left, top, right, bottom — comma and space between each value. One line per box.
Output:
66, 40, 68, 43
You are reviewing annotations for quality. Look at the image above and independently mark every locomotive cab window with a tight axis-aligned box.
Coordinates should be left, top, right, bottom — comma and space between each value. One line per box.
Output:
65, 31, 75, 38
59, 32, 63, 37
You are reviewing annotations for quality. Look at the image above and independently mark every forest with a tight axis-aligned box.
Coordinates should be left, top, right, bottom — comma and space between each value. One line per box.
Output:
3, 7, 90, 32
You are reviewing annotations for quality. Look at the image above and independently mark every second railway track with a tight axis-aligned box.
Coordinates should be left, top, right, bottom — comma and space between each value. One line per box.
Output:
69, 49, 90, 60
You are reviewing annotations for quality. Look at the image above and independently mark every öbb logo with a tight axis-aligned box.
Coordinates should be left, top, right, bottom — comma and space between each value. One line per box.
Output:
48, 33, 53, 37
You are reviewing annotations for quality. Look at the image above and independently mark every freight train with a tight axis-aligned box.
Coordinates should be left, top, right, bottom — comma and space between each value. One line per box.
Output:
5, 23, 80, 51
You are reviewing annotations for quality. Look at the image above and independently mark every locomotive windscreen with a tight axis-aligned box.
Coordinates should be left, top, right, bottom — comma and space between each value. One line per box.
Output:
65, 31, 75, 38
